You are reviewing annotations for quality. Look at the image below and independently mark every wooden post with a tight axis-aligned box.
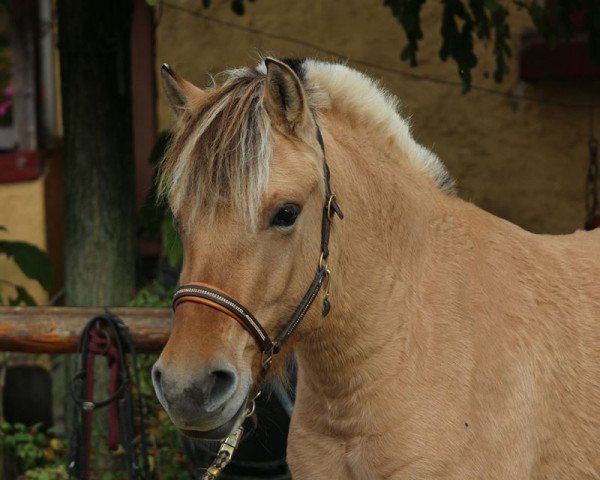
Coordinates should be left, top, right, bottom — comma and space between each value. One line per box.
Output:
0, 307, 170, 353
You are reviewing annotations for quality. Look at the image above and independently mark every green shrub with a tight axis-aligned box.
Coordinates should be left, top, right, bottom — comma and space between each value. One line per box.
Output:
0, 226, 52, 305
0, 422, 66, 479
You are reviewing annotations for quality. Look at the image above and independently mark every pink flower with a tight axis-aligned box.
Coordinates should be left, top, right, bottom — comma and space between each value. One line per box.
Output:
4, 86, 15, 97
0, 100, 12, 117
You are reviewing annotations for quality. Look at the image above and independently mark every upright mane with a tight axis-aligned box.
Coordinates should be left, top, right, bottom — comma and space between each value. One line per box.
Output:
159, 58, 454, 228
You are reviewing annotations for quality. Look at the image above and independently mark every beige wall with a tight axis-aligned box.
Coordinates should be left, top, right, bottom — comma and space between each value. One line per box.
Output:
156, 0, 600, 234
0, 178, 48, 304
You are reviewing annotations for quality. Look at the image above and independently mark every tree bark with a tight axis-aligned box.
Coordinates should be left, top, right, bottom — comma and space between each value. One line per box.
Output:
57, 2, 135, 475
58, 0, 135, 308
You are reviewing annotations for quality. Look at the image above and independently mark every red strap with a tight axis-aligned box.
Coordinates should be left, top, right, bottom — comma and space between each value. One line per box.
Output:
83, 339, 96, 480
106, 341, 121, 450
82, 328, 123, 478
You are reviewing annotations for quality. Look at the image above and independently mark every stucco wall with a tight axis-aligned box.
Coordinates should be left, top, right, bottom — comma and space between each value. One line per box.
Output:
0, 178, 48, 304
156, 0, 600, 235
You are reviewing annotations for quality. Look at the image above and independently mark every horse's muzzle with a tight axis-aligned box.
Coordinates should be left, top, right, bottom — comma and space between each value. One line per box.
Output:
152, 360, 246, 437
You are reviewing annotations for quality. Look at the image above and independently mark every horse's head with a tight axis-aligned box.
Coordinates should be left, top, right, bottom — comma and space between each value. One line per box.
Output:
152, 58, 336, 439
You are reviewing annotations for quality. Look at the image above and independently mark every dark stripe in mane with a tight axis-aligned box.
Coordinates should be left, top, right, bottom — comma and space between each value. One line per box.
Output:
281, 58, 306, 81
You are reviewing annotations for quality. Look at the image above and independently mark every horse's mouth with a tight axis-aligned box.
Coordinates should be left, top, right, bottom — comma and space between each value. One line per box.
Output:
179, 398, 247, 441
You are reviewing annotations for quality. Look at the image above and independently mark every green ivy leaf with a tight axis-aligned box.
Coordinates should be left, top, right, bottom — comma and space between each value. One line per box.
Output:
0, 241, 52, 292
490, 3, 511, 83
384, 0, 426, 67
482, 0, 501, 13
231, 0, 245, 15
440, 0, 478, 92
469, 0, 490, 39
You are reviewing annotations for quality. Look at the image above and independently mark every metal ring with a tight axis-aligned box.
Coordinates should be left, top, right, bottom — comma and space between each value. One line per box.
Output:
326, 194, 336, 219
318, 252, 328, 271
244, 400, 256, 418
252, 389, 262, 402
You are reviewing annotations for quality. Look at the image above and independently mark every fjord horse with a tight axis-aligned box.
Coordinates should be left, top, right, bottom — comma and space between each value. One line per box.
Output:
152, 57, 600, 479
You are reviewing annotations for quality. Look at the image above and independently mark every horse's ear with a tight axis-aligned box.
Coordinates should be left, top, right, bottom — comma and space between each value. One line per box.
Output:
160, 63, 204, 114
263, 58, 310, 130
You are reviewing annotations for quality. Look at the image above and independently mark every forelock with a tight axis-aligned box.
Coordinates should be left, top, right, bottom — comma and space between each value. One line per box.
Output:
159, 66, 271, 230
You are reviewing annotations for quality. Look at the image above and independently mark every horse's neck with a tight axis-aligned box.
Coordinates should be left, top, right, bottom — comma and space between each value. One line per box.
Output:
293, 116, 455, 434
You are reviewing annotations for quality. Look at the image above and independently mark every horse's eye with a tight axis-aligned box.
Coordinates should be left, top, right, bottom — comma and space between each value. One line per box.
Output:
271, 204, 301, 228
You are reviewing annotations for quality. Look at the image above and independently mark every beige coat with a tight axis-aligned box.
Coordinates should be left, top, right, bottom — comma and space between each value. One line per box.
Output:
156, 58, 600, 480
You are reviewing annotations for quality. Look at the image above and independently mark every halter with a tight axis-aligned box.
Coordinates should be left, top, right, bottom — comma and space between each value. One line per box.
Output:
171, 125, 343, 479
172, 125, 342, 372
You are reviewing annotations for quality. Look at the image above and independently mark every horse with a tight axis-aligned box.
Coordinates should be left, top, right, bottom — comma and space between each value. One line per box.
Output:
152, 57, 600, 479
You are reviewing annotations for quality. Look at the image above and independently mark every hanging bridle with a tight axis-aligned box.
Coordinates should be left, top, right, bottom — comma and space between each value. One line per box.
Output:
171, 125, 343, 479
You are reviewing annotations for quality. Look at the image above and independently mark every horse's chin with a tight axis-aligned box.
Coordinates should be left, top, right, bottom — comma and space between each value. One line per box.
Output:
178, 399, 247, 441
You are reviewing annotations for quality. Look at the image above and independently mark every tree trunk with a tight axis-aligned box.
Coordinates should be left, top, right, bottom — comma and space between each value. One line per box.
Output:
57, 1, 135, 476
58, 0, 135, 307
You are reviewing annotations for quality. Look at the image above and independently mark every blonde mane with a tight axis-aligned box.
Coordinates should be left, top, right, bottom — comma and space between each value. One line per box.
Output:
159, 58, 453, 228
302, 59, 454, 192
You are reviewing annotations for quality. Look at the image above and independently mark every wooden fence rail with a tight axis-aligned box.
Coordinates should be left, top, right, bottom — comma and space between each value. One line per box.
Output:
0, 307, 171, 354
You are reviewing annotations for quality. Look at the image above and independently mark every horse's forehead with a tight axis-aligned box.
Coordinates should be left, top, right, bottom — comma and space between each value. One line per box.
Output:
182, 214, 249, 269
269, 134, 321, 187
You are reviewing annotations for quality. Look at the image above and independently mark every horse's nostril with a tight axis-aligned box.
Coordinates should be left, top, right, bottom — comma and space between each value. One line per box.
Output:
211, 369, 235, 390
204, 368, 237, 411
152, 365, 163, 391
152, 363, 170, 410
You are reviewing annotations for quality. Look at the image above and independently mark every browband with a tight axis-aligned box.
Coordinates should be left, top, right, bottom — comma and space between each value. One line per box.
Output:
172, 124, 342, 373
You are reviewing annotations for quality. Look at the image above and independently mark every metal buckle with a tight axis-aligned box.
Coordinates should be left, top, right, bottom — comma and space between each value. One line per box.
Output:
204, 426, 244, 479
322, 268, 331, 302
261, 344, 276, 372
203, 392, 261, 479
218, 426, 244, 459
318, 253, 331, 293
